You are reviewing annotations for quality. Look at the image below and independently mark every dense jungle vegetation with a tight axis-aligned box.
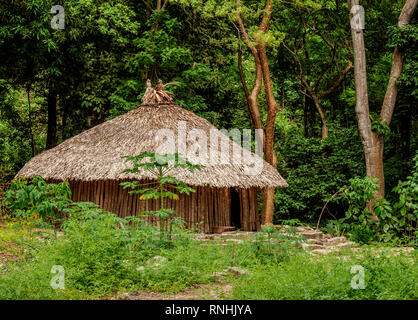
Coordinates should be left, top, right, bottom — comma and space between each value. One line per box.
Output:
0, 0, 416, 301
1, 0, 416, 236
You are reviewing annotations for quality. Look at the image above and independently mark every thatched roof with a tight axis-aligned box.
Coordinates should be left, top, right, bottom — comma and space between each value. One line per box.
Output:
17, 84, 288, 188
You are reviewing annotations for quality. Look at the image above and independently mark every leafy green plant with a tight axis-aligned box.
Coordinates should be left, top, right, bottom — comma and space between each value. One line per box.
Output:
348, 224, 374, 244
392, 153, 418, 241
321, 176, 380, 244
0, 206, 416, 300
0, 213, 44, 262
0, 208, 238, 298
0, 167, 10, 184
325, 218, 350, 237
370, 112, 391, 137
2, 175, 72, 222
250, 226, 304, 264
325, 170, 417, 245
341, 176, 378, 224
275, 126, 366, 222
276, 218, 304, 226
232, 249, 417, 300
121, 152, 201, 238
374, 153, 418, 245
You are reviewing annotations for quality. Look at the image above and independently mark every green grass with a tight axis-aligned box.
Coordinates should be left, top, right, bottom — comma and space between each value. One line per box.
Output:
231, 248, 417, 300
0, 211, 416, 300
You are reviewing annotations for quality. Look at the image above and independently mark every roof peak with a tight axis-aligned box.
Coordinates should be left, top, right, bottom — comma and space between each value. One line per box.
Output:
141, 79, 177, 105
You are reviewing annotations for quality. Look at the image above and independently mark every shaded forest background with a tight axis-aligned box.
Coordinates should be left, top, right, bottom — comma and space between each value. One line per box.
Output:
0, 0, 416, 224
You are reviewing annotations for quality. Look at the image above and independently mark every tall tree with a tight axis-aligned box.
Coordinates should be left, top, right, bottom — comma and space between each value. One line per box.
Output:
235, 0, 282, 225
348, 0, 417, 218
172, 0, 285, 224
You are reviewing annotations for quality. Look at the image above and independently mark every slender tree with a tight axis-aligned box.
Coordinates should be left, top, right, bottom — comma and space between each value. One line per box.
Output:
348, 0, 417, 218
235, 0, 281, 225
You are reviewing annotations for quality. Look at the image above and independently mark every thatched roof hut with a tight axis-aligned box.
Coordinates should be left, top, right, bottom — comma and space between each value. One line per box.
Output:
17, 82, 287, 232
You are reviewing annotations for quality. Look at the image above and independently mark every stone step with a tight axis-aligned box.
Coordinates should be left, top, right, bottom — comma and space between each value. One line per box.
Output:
212, 226, 236, 234
326, 236, 347, 245
300, 243, 324, 250
310, 249, 333, 256
308, 239, 325, 245
336, 241, 356, 248
299, 231, 324, 240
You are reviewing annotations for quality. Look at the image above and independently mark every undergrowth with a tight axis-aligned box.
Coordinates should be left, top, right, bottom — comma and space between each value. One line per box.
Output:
0, 208, 416, 300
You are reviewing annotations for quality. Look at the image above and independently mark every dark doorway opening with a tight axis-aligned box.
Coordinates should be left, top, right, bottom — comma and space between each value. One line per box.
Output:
230, 188, 241, 228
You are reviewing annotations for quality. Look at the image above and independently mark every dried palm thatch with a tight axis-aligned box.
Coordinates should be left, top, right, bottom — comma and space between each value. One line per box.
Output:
142, 79, 175, 104
17, 83, 288, 189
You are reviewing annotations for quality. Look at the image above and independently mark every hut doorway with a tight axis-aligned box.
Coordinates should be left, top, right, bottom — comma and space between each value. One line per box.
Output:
230, 188, 241, 229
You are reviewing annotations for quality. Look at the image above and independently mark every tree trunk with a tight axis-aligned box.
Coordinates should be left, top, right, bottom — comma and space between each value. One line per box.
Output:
262, 150, 278, 225
256, 1, 279, 226
46, 83, 57, 150
364, 133, 385, 213
312, 94, 328, 138
349, 0, 379, 219
349, 0, 416, 219
236, 0, 279, 225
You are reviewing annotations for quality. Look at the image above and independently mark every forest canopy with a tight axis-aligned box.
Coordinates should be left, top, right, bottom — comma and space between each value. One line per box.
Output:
0, 0, 416, 233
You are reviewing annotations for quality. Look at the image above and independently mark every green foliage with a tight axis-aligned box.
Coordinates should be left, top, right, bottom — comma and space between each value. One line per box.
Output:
379, 152, 418, 245
398, 60, 418, 99
276, 218, 304, 227
0, 209, 280, 298
327, 177, 384, 244
250, 226, 305, 264
348, 224, 375, 245
0, 209, 169, 298
127, 10, 192, 75
370, 113, 391, 137
341, 176, 378, 222
0, 86, 44, 173
2, 176, 72, 221
387, 24, 418, 48
121, 152, 202, 175
121, 152, 201, 237
0, 207, 416, 299
326, 169, 417, 245
0, 213, 45, 260
0, 167, 10, 185
232, 249, 418, 300
275, 126, 365, 221
324, 218, 350, 237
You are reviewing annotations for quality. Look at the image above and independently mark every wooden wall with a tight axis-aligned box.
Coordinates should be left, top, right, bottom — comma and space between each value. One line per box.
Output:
236, 187, 260, 231
66, 179, 260, 233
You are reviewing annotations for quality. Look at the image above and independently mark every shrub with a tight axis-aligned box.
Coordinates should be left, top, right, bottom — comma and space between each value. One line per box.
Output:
120, 152, 201, 238
0, 213, 44, 261
275, 126, 365, 222
0, 207, 232, 298
231, 249, 417, 300
0, 209, 416, 300
0, 208, 306, 299
321, 169, 417, 245
388, 152, 418, 245
2, 176, 72, 222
